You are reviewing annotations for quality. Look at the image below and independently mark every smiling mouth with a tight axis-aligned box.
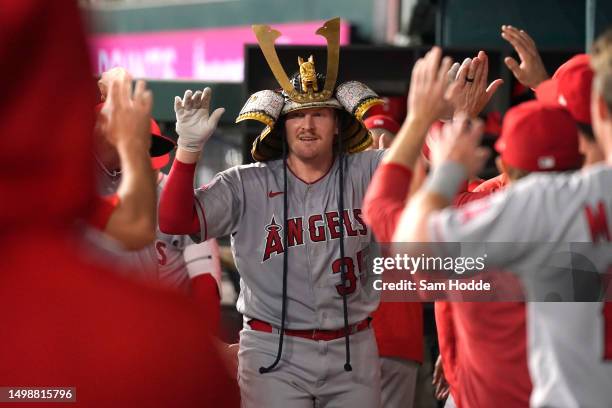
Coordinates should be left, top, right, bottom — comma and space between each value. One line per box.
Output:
298, 135, 318, 141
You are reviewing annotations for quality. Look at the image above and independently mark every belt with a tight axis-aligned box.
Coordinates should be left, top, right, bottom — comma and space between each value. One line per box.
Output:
248, 318, 370, 341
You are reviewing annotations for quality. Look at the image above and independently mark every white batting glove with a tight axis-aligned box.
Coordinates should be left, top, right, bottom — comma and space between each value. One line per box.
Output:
175, 87, 225, 152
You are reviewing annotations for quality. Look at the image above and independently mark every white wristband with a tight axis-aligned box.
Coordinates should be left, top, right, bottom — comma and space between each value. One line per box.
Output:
424, 161, 467, 201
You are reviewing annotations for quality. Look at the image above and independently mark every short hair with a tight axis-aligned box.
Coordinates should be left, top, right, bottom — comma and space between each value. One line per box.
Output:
504, 163, 532, 182
591, 28, 612, 112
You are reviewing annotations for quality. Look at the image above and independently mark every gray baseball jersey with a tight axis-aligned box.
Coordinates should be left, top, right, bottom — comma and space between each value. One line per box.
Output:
96, 170, 221, 291
429, 164, 612, 408
155, 174, 222, 292
193, 149, 385, 330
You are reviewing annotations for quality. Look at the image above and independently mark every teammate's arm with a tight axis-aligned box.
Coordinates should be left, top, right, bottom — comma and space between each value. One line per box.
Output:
394, 117, 489, 243
99, 76, 157, 250
363, 48, 453, 241
159, 88, 225, 236
453, 190, 491, 207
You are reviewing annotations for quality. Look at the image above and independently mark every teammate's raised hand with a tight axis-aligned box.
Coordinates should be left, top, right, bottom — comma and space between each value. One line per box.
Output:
101, 75, 153, 152
98, 67, 131, 102
447, 51, 504, 118
407, 47, 454, 125
175, 87, 225, 153
501, 25, 549, 89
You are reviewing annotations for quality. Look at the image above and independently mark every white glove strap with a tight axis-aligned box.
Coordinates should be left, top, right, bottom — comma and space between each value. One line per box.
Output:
177, 136, 205, 152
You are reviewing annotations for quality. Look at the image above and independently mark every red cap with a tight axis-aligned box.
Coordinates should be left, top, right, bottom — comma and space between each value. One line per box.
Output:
95, 103, 176, 160
535, 54, 593, 125
366, 96, 407, 124
495, 101, 581, 172
151, 153, 171, 170
364, 114, 401, 134
147, 118, 176, 157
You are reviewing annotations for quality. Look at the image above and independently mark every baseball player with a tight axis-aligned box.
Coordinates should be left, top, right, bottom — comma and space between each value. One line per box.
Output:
89, 86, 158, 250
93, 67, 174, 253
363, 49, 535, 407
160, 18, 387, 407
426, 37, 603, 408
392, 39, 612, 407
92, 69, 223, 317
434, 99, 583, 407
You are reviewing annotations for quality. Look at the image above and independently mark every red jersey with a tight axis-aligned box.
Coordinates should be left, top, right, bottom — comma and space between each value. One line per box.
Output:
363, 163, 424, 362
364, 164, 530, 407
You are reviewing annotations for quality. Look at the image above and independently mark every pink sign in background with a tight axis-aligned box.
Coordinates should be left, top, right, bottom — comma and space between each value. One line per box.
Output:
89, 21, 350, 82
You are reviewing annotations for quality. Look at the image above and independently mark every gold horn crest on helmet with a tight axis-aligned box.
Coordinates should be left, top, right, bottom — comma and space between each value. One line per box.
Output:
252, 17, 340, 103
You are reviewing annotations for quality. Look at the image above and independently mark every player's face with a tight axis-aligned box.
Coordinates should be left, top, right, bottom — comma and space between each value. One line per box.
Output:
93, 126, 121, 171
284, 107, 338, 162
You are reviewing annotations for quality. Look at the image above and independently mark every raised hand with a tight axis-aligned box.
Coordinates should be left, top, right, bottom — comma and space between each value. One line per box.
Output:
98, 67, 131, 102
501, 25, 549, 89
407, 47, 454, 125
437, 60, 467, 120
98, 75, 157, 250
175, 88, 225, 153
447, 51, 504, 118
101, 75, 152, 152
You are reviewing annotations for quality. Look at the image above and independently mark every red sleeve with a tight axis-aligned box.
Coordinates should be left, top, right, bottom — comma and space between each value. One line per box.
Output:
362, 163, 413, 242
88, 195, 119, 230
452, 190, 492, 207
158, 159, 201, 235
453, 174, 508, 207
471, 174, 508, 193
189, 274, 221, 336
468, 178, 485, 192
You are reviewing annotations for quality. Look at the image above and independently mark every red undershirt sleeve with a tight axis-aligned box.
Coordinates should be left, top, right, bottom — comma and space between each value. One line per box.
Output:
453, 190, 492, 207
159, 159, 201, 235
362, 162, 413, 242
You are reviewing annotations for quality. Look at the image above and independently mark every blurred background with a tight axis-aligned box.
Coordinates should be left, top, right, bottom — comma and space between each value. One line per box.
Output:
81, 0, 612, 175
